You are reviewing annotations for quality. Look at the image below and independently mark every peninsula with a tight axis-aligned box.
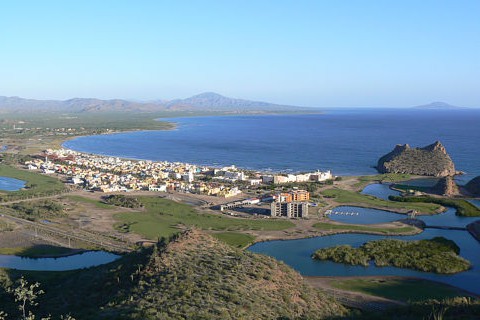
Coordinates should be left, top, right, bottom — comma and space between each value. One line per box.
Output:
377, 141, 457, 177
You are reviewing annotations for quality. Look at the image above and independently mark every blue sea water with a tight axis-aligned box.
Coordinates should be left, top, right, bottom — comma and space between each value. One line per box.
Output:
61, 109, 480, 291
64, 109, 480, 183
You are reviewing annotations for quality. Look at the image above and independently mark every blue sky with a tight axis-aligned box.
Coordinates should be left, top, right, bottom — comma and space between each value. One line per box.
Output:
0, 1, 479, 107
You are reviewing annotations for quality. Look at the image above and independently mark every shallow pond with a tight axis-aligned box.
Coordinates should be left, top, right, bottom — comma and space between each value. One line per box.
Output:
0, 251, 120, 271
0, 176, 26, 191
248, 228, 480, 294
328, 206, 404, 225
361, 183, 401, 200
329, 205, 477, 228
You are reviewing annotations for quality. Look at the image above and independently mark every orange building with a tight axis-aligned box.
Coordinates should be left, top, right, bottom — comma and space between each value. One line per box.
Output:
291, 190, 310, 201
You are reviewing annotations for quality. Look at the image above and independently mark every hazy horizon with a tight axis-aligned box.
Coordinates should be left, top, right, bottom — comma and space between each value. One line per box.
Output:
1, 1, 479, 108
0, 92, 478, 109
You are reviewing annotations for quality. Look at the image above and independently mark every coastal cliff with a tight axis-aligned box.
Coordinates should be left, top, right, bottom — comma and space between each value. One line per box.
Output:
377, 141, 457, 177
465, 176, 480, 196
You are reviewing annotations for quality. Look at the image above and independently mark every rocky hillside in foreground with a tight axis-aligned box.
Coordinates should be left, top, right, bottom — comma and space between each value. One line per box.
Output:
377, 141, 457, 177
108, 230, 345, 319
1, 230, 345, 319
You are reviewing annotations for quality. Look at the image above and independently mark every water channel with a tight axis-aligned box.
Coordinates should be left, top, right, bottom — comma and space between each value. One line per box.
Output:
249, 182, 480, 294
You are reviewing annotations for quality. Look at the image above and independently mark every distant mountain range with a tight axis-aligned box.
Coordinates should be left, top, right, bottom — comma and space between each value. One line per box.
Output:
0, 92, 306, 113
412, 101, 465, 109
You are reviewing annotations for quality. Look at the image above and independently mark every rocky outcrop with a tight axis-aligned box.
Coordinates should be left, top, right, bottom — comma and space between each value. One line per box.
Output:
377, 141, 457, 177
465, 176, 480, 196
431, 176, 460, 196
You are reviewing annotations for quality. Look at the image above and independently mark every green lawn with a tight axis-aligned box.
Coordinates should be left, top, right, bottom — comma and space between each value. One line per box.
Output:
213, 232, 256, 248
321, 188, 442, 214
114, 196, 294, 239
0, 165, 66, 200
330, 278, 471, 302
65, 195, 114, 209
313, 222, 418, 234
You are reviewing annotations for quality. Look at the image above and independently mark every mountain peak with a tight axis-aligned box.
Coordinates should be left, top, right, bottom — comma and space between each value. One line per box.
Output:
188, 92, 225, 99
0, 93, 306, 113
413, 101, 463, 109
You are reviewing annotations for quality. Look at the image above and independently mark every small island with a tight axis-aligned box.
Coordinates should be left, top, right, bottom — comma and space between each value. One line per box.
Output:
312, 237, 471, 274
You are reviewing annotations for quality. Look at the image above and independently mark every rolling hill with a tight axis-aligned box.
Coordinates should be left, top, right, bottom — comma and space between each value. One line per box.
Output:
0, 93, 307, 113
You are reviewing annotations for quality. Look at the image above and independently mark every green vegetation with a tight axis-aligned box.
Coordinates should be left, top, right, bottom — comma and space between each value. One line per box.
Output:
321, 188, 442, 214
361, 297, 480, 320
354, 173, 412, 188
102, 194, 143, 208
392, 183, 430, 193
212, 232, 255, 248
313, 237, 471, 274
114, 196, 294, 239
0, 165, 66, 201
0, 231, 345, 319
7, 200, 64, 221
330, 278, 473, 302
389, 195, 480, 217
64, 195, 114, 209
0, 245, 77, 258
0, 220, 13, 232
106, 231, 345, 319
313, 222, 418, 234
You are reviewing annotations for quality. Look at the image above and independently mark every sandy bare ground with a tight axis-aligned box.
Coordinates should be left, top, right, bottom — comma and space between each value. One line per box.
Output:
305, 276, 407, 312
0, 229, 56, 248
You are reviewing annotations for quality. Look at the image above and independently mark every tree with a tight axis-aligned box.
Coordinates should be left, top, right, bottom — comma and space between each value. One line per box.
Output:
7, 277, 44, 320
3, 277, 76, 320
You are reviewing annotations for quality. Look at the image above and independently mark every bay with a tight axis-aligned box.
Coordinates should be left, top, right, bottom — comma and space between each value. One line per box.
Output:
64, 109, 480, 183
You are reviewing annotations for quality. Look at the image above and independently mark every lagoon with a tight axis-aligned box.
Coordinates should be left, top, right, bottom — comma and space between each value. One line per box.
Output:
0, 176, 26, 191
248, 228, 480, 295
0, 251, 120, 271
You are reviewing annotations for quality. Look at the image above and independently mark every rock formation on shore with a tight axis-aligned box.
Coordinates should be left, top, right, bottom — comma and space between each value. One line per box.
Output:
377, 141, 457, 177
431, 176, 460, 196
465, 176, 480, 196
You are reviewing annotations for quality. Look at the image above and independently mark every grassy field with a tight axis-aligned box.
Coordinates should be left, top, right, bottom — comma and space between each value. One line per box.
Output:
212, 232, 256, 248
0, 165, 66, 200
0, 219, 13, 232
321, 188, 442, 214
65, 195, 115, 209
389, 195, 480, 217
313, 222, 418, 234
330, 278, 472, 302
0, 245, 78, 258
114, 196, 294, 239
